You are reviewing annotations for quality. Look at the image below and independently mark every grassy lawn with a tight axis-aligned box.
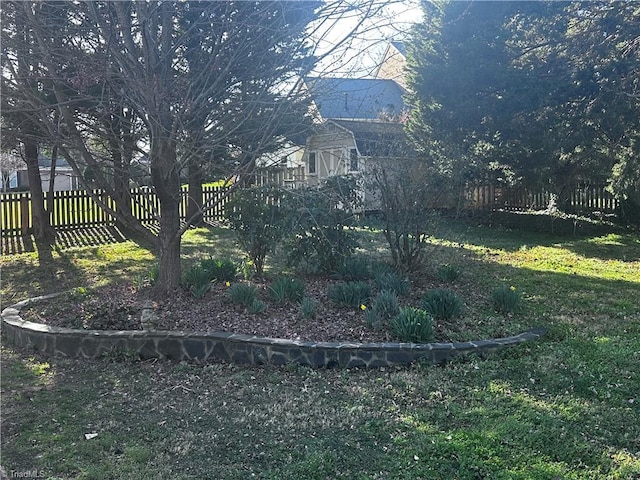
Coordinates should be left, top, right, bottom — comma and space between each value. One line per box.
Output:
1, 221, 639, 479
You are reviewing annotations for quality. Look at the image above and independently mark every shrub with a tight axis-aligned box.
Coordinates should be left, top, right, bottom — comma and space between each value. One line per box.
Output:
327, 281, 371, 308
182, 264, 213, 289
422, 289, 463, 320
371, 290, 400, 321
492, 285, 522, 314
365, 158, 444, 272
229, 283, 259, 307
436, 264, 462, 283
269, 277, 305, 305
364, 308, 382, 331
200, 257, 237, 282
299, 297, 317, 319
190, 283, 211, 299
375, 271, 411, 297
334, 257, 371, 281
249, 299, 267, 314
225, 185, 288, 276
390, 307, 434, 343
283, 176, 361, 273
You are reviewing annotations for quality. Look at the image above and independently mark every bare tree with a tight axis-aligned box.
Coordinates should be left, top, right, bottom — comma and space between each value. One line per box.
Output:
2, 0, 414, 293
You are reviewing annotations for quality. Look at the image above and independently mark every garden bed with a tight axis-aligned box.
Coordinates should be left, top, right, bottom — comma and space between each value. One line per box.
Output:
20, 270, 527, 344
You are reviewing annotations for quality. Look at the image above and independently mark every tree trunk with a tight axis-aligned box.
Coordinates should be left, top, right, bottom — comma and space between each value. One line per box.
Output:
150, 132, 182, 294
187, 161, 204, 227
24, 140, 55, 260
156, 202, 182, 294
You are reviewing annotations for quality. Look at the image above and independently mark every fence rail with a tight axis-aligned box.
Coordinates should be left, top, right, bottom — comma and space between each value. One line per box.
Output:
469, 183, 618, 214
1, 186, 231, 236
1, 181, 620, 237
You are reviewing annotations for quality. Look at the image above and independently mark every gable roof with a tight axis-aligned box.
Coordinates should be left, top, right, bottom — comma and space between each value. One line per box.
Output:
305, 77, 405, 121
330, 120, 414, 158
390, 41, 406, 57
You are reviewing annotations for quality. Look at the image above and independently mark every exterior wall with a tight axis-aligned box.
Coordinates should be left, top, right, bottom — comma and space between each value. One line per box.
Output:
14, 168, 80, 191
305, 126, 357, 182
375, 44, 407, 90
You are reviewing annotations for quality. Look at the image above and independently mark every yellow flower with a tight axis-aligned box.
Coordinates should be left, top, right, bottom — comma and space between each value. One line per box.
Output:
225, 281, 231, 287
510, 286, 516, 291
360, 304, 367, 311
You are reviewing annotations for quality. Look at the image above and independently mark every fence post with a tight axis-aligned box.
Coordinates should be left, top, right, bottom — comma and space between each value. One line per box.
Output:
20, 195, 30, 236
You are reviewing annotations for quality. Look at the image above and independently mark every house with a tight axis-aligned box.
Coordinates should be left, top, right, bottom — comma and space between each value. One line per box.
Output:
2, 153, 81, 192
254, 41, 413, 209
374, 41, 408, 90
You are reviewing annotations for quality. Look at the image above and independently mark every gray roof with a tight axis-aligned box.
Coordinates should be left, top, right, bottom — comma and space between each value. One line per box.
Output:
391, 41, 406, 56
331, 120, 414, 157
305, 77, 405, 121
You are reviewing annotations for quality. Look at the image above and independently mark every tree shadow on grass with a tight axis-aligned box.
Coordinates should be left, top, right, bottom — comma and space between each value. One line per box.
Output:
561, 233, 640, 262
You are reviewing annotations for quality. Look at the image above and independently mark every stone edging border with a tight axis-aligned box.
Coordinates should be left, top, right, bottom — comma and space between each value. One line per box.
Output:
2, 293, 546, 368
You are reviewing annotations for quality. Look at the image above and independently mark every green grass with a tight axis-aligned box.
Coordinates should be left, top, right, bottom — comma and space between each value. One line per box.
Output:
2, 221, 639, 478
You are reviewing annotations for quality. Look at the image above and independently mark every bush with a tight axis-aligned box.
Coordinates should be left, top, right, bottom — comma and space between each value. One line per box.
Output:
225, 185, 288, 275
269, 277, 305, 305
182, 264, 213, 289
327, 281, 371, 308
249, 298, 267, 314
371, 290, 400, 321
492, 285, 522, 314
283, 176, 361, 273
229, 283, 259, 307
200, 257, 237, 282
334, 257, 371, 281
374, 270, 411, 296
436, 264, 462, 283
190, 283, 211, 299
364, 308, 382, 330
299, 297, 317, 319
365, 158, 445, 272
422, 289, 463, 320
390, 307, 434, 343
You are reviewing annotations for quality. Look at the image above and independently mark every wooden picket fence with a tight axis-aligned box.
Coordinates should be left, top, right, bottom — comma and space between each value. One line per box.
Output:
1, 186, 231, 236
468, 182, 618, 214
1, 181, 620, 237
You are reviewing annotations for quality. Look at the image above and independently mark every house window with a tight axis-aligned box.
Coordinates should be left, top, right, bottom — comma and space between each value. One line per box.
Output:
308, 152, 317, 175
349, 148, 358, 172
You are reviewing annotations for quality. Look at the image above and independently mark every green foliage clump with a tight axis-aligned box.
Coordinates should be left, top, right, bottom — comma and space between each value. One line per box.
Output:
390, 307, 434, 343
374, 270, 411, 297
249, 299, 267, 315
299, 297, 317, 319
372, 290, 400, 322
269, 277, 305, 305
436, 264, 462, 283
492, 285, 522, 314
228, 283, 260, 308
334, 257, 371, 281
327, 281, 371, 308
284, 176, 361, 273
225, 185, 287, 276
422, 289, 463, 320
365, 290, 400, 330
200, 257, 237, 282
134, 264, 160, 290
182, 258, 238, 298
182, 264, 213, 292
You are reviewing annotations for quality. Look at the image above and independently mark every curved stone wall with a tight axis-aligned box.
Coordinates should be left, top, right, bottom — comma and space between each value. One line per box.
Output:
2, 294, 545, 368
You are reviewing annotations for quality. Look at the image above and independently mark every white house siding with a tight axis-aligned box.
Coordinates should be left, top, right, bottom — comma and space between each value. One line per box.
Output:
305, 126, 357, 182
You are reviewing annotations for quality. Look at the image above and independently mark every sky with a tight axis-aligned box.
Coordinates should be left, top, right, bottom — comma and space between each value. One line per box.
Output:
309, 0, 423, 78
